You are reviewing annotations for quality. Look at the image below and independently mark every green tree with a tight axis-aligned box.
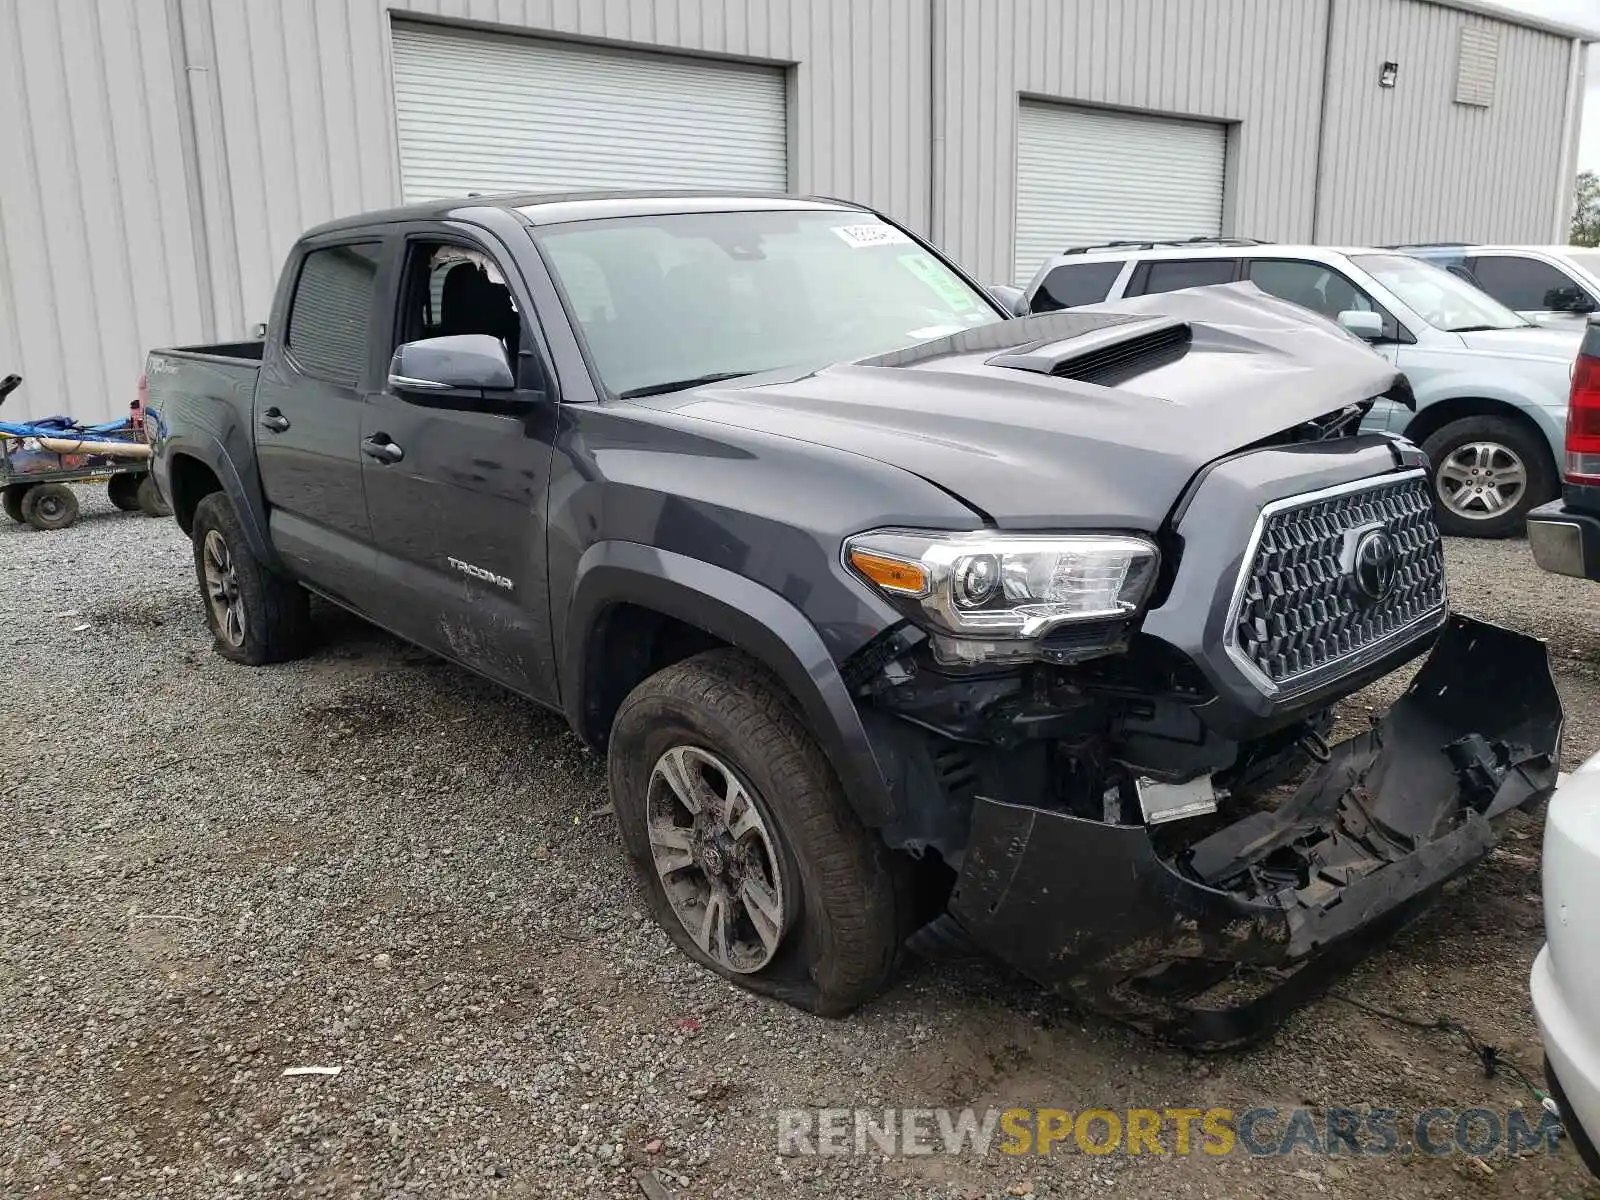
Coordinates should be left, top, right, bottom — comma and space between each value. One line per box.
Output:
1575, 170, 1600, 247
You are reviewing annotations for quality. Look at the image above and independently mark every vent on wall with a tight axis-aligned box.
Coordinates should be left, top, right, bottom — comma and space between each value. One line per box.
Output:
1455, 26, 1500, 107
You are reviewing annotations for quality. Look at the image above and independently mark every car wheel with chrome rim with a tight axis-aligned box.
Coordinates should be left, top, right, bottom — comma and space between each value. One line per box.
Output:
1422, 416, 1556, 539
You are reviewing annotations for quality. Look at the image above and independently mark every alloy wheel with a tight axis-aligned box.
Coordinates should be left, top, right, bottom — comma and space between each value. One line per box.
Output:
202, 529, 246, 648
646, 744, 792, 974
1435, 441, 1527, 520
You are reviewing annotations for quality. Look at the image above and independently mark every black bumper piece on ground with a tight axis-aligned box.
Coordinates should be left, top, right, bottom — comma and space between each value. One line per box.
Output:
920, 616, 1562, 1048
1527, 497, 1600, 582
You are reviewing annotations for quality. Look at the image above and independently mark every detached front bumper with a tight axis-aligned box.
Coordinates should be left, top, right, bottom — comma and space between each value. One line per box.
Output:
925, 616, 1562, 1047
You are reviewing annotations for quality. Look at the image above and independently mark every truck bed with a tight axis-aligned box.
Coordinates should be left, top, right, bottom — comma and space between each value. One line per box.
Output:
144, 344, 263, 461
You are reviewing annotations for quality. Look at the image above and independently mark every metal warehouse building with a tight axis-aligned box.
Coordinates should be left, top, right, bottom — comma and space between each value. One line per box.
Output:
1, 0, 1594, 422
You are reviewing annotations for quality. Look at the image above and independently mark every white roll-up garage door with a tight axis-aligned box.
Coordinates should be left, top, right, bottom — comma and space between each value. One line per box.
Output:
1013, 102, 1226, 284
390, 22, 788, 203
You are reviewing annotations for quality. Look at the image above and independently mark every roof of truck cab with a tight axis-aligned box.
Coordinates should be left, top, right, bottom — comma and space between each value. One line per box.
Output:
300, 191, 870, 237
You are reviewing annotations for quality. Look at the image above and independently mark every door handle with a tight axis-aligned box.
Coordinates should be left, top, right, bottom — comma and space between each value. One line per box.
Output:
260, 409, 290, 433
361, 434, 404, 464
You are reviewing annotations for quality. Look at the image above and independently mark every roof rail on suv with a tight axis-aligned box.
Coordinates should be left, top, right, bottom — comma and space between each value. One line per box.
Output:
1060, 236, 1269, 255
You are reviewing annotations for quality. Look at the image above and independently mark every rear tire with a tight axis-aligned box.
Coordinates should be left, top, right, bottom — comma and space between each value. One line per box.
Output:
21, 483, 78, 531
107, 473, 141, 512
190, 492, 310, 665
2, 483, 30, 524
609, 649, 906, 1016
136, 474, 171, 517
1421, 416, 1556, 538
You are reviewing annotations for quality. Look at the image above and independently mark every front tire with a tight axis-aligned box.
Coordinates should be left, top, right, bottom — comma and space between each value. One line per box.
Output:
190, 492, 310, 665
1422, 416, 1556, 538
609, 649, 906, 1015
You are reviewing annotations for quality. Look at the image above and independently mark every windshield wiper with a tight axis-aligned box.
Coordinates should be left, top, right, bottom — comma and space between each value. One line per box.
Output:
618, 371, 758, 399
1449, 324, 1520, 333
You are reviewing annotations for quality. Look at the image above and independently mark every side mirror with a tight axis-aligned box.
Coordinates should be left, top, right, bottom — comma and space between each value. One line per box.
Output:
987, 284, 1026, 316
389, 334, 515, 394
1338, 310, 1385, 341
1543, 286, 1597, 314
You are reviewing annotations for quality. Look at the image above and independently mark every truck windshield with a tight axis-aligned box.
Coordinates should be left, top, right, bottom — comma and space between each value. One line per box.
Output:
531, 209, 1002, 397
1352, 253, 1530, 332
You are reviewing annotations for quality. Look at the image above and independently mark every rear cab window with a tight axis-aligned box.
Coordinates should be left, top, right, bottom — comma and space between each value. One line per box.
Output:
285, 242, 384, 384
1029, 260, 1125, 312
1127, 257, 1239, 296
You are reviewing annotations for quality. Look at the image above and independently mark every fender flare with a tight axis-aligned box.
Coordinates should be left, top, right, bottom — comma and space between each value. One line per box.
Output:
1405, 388, 1566, 452
161, 432, 283, 572
562, 540, 896, 828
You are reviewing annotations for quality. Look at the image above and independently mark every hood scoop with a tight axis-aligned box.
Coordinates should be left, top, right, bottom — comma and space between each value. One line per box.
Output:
988, 316, 1192, 387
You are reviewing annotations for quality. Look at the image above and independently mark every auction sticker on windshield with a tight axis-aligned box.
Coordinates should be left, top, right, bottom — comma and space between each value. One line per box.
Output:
898, 251, 984, 313
832, 223, 914, 248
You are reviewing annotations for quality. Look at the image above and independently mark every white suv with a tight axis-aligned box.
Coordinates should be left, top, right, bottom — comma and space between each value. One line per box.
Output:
1017, 240, 1580, 538
1398, 245, 1600, 328
1533, 751, 1600, 1180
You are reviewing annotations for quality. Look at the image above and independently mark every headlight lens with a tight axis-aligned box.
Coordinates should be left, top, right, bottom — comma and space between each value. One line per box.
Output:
845, 530, 1160, 663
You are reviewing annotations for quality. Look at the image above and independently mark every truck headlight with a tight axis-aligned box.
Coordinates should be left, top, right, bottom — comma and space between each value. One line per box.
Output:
845, 530, 1160, 665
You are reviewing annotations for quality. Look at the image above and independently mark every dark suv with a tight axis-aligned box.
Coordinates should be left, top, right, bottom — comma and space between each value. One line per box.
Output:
142, 192, 1560, 1044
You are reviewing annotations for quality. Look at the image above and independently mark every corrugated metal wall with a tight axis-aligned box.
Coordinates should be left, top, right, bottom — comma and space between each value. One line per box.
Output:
179, 0, 410, 343
2, 0, 930, 422
1315, 0, 1574, 244
933, 0, 1334, 286
0, 0, 1587, 422
0, 0, 208, 423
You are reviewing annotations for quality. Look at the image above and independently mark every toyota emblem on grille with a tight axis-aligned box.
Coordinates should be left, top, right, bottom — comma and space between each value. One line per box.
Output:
1352, 528, 1399, 602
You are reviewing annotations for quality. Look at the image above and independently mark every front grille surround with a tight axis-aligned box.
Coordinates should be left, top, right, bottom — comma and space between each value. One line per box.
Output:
1224, 470, 1448, 698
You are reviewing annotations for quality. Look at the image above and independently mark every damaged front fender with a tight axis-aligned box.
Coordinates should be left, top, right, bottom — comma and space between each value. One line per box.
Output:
922, 616, 1562, 1047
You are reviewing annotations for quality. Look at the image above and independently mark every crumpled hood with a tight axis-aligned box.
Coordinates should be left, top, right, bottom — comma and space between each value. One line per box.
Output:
1455, 325, 1582, 361
636, 284, 1405, 531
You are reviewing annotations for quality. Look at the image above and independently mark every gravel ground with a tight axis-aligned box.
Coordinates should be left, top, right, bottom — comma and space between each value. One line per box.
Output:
3, 494, 1599, 1199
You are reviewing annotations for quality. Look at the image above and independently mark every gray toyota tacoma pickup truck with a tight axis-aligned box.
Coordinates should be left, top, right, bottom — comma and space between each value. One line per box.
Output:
143, 192, 1561, 1045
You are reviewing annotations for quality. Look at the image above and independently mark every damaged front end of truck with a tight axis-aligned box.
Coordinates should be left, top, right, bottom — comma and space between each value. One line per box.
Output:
853, 553, 1561, 1049
837, 292, 1562, 1048
909, 616, 1558, 1047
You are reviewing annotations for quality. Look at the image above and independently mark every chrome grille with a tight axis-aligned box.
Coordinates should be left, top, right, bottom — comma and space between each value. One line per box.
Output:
1228, 473, 1446, 690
